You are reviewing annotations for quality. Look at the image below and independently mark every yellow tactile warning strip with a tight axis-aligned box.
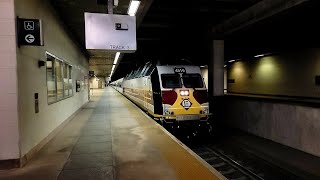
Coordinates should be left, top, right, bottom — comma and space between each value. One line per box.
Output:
115, 89, 227, 180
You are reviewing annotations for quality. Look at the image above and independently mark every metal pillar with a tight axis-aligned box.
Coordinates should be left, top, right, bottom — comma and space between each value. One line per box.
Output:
108, 0, 113, 14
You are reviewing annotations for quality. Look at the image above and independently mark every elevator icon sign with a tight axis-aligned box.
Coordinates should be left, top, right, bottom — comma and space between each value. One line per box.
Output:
17, 17, 43, 46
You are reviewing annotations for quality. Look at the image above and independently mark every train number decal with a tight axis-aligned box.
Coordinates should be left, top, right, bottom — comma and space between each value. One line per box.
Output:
174, 67, 186, 74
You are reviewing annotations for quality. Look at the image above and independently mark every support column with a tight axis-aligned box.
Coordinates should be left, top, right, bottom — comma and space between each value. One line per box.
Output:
108, 0, 113, 14
212, 40, 224, 96
208, 40, 224, 121
0, 0, 20, 165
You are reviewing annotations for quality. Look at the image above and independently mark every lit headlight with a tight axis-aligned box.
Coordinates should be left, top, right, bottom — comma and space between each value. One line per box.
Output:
180, 90, 189, 96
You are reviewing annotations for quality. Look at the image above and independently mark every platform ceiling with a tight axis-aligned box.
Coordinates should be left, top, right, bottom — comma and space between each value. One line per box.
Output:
49, 0, 317, 80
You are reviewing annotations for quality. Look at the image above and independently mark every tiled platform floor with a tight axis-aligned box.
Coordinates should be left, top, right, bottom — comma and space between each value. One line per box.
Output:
0, 88, 224, 180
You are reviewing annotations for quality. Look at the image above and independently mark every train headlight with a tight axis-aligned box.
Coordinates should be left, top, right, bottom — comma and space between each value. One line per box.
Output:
180, 90, 189, 96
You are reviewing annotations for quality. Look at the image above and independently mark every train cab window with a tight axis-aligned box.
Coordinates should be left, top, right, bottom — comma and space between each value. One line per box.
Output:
182, 74, 203, 88
161, 74, 182, 88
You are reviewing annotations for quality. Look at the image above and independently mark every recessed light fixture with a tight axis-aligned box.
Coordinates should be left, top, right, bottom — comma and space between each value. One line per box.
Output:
224, 65, 227, 67
127, 0, 141, 16
200, 65, 205, 68
228, 60, 236, 63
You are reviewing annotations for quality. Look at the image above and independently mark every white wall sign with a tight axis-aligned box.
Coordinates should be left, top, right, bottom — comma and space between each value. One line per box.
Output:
85, 13, 136, 52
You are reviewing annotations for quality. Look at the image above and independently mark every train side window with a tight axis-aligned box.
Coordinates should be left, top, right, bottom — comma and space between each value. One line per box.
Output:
161, 74, 182, 88
139, 64, 148, 77
145, 63, 156, 76
182, 74, 203, 88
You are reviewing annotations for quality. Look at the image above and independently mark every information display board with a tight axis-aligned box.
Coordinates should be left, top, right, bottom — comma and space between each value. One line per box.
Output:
85, 13, 136, 52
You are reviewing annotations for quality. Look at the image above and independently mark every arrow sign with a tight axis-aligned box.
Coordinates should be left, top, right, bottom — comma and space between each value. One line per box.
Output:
17, 18, 43, 46
25, 34, 35, 43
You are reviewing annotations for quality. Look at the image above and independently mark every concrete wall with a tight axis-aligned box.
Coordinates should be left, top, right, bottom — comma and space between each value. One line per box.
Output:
0, 0, 20, 160
224, 98, 320, 157
227, 49, 320, 97
15, 0, 89, 157
225, 48, 320, 157
90, 76, 105, 89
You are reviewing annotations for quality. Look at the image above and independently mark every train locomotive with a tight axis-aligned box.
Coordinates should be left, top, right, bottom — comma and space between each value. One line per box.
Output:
111, 62, 211, 129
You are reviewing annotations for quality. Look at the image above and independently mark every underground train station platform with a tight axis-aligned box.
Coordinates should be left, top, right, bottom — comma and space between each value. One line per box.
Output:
0, 87, 225, 180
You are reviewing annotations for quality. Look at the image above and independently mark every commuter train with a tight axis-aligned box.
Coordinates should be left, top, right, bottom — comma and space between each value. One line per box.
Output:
111, 62, 211, 127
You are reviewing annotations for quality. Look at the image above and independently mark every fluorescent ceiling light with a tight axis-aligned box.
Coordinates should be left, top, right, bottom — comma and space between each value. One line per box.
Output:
254, 54, 265, 58
228, 60, 235, 63
127, 0, 140, 16
224, 65, 227, 67
111, 65, 115, 75
113, 52, 120, 65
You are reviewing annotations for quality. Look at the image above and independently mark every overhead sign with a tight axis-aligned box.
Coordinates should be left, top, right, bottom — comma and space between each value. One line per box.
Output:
17, 17, 43, 46
84, 13, 136, 52
89, 71, 94, 77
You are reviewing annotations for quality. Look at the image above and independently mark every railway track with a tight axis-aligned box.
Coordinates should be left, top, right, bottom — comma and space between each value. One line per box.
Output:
166, 125, 305, 180
192, 145, 265, 180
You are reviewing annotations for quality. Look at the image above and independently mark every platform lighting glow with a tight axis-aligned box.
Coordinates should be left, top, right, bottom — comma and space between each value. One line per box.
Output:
254, 54, 265, 58
228, 59, 236, 63
113, 52, 120, 65
127, 0, 141, 16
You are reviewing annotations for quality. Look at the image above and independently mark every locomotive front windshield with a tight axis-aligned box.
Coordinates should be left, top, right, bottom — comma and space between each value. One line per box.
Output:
161, 74, 182, 88
182, 74, 204, 88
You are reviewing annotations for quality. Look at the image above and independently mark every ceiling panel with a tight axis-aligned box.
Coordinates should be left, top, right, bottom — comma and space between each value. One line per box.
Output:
50, 0, 319, 79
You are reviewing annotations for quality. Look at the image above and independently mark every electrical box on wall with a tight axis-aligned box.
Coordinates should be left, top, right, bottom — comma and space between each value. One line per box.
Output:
315, 76, 320, 86
84, 13, 136, 52
35, 93, 39, 113
227, 79, 235, 83
76, 80, 81, 92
